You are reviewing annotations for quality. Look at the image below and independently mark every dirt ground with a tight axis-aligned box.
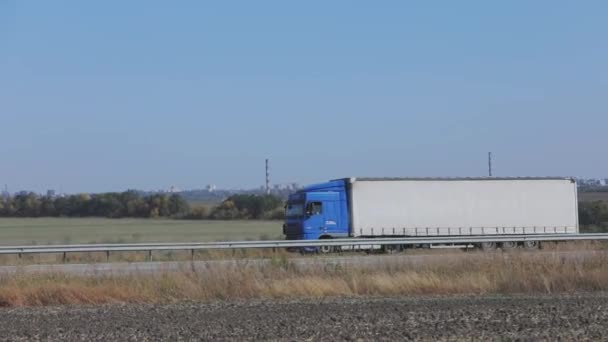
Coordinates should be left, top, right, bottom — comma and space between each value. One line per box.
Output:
0, 294, 607, 341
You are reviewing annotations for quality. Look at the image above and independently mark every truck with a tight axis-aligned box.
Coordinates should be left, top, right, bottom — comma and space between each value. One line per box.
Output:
283, 177, 579, 252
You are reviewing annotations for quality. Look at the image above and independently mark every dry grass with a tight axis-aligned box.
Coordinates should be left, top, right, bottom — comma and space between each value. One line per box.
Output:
1, 251, 608, 307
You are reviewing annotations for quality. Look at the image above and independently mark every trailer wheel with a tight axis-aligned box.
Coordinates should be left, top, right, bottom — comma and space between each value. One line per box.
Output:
480, 241, 497, 251
501, 241, 517, 250
523, 240, 539, 250
382, 244, 398, 254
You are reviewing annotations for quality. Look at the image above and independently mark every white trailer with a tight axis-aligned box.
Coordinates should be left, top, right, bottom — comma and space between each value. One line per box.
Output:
347, 177, 578, 238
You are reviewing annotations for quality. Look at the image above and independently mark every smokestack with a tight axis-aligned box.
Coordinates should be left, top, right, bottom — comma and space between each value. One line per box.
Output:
265, 158, 270, 195
488, 152, 493, 177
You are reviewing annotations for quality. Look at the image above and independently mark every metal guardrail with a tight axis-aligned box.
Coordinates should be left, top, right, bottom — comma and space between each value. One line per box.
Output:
0, 233, 607, 258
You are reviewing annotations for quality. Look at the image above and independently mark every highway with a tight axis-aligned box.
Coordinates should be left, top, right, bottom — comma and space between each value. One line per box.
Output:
0, 233, 606, 257
0, 249, 602, 276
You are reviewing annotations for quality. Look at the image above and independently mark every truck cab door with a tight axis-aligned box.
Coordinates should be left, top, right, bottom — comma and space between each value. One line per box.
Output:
304, 201, 325, 237
305, 200, 341, 238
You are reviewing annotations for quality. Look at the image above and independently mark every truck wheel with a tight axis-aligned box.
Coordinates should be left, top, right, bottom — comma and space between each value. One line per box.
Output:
318, 236, 335, 254
319, 244, 334, 254
501, 241, 517, 250
523, 240, 539, 250
480, 241, 497, 251
382, 244, 398, 254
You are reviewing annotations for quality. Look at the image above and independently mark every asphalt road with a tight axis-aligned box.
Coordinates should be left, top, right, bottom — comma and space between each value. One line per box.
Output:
0, 249, 603, 276
0, 294, 607, 341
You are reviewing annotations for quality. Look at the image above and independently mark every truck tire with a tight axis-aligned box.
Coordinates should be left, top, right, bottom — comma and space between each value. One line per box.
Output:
319, 245, 333, 254
523, 240, 539, 250
480, 241, 497, 251
501, 241, 517, 250
318, 236, 335, 254
382, 244, 398, 254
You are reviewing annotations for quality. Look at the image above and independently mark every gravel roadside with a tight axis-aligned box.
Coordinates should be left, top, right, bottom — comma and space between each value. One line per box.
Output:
0, 294, 607, 341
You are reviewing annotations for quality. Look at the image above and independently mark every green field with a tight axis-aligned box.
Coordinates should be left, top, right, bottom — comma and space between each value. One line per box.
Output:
0, 218, 282, 246
579, 192, 608, 202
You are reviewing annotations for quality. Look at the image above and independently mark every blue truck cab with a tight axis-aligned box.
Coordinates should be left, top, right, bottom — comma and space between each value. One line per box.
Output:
283, 179, 350, 240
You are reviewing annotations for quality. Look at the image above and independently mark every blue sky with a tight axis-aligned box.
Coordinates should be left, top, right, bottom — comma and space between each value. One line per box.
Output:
1, 1, 607, 193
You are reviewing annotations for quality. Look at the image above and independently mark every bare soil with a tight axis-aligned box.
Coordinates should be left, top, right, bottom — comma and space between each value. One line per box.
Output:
0, 294, 607, 341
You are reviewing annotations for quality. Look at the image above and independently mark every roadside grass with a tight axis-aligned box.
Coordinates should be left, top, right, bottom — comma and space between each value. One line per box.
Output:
1, 250, 608, 306
0, 218, 281, 245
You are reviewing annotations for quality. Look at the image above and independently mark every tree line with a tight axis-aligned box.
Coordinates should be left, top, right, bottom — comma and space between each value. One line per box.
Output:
2, 191, 607, 228
579, 201, 608, 232
0, 191, 285, 220
0, 191, 190, 218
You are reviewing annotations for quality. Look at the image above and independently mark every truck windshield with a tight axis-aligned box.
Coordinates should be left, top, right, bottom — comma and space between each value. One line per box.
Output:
285, 203, 304, 217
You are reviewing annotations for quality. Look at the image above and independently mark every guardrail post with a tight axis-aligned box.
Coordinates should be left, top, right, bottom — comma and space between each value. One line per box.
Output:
18, 253, 22, 259
191, 249, 195, 261
106, 251, 110, 262
62, 252, 67, 263
148, 250, 152, 261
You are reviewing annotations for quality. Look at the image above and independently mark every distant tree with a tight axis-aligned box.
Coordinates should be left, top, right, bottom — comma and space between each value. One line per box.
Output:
39, 196, 56, 216
209, 200, 240, 219
210, 194, 283, 219
12, 192, 41, 217
168, 194, 190, 217
579, 201, 608, 227
186, 205, 209, 219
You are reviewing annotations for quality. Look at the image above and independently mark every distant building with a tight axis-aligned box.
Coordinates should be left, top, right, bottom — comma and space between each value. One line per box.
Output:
577, 178, 608, 188
206, 184, 216, 192
46, 190, 56, 198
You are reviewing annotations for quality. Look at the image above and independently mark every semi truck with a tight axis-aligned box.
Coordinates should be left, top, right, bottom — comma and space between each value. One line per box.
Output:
283, 177, 579, 252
